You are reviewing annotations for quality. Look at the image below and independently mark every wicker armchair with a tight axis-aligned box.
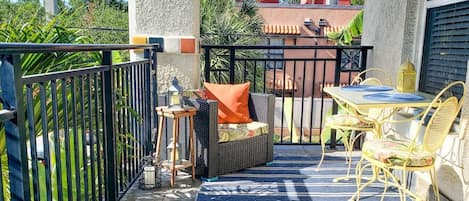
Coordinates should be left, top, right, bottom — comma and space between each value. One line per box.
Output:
185, 93, 275, 178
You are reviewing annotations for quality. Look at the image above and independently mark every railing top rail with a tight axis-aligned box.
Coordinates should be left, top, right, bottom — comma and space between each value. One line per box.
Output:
0, 43, 159, 54
201, 44, 373, 50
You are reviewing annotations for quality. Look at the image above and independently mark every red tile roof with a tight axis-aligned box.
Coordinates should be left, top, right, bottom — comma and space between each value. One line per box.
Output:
324, 26, 345, 35
263, 24, 301, 35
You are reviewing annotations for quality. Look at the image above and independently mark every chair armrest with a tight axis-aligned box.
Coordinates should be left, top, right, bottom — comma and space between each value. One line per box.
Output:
184, 98, 219, 177
249, 93, 275, 128
248, 93, 275, 161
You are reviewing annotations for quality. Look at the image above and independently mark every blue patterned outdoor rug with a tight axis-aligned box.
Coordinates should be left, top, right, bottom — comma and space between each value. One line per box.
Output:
196, 149, 403, 201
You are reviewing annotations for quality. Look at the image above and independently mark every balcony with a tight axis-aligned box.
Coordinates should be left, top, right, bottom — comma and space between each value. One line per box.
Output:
0, 39, 465, 201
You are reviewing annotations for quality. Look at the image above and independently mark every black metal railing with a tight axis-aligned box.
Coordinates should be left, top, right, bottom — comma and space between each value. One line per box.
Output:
0, 43, 158, 201
202, 44, 373, 147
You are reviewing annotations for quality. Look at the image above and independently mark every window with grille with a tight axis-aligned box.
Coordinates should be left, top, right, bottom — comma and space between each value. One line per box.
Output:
419, 0, 469, 97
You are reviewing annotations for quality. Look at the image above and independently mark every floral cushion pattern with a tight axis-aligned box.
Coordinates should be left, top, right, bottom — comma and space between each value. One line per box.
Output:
218, 121, 268, 143
362, 138, 434, 167
326, 114, 373, 128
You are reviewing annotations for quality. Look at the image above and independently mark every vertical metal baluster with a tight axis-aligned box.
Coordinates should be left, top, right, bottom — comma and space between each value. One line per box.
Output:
121, 67, 130, 187
71, 77, 82, 201
229, 48, 235, 84
26, 85, 41, 201
123, 66, 131, 181
310, 46, 318, 144
319, 61, 328, 146
79, 76, 89, 201
39, 83, 53, 201
280, 61, 287, 143
291, 61, 297, 143
88, 74, 96, 201
125, 65, 133, 179
243, 60, 247, 83
263, 60, 267, 93
115, 69, 124, 192
204, 47, 211, 83
51, 80, 64, 201
94, 73, 103, 201
253, 61, 257, 92
138, 64, 144, 165
61, 79, 73, 201
130, 64, 137, 177
300, 61, 307, 143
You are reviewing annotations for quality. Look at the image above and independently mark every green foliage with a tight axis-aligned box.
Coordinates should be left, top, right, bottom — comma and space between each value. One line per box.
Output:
0, 123, 10, 201
351, 0, 365, 5
327, 10, 363, 45
201, 0, 264, 85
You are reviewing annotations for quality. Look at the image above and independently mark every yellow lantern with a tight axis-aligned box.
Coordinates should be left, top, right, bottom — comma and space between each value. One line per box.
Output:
396, 60, 416, 93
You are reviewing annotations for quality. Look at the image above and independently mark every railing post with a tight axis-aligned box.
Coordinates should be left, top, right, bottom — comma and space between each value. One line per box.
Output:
229, 47, 235, 84
204, 47, 211, 83
0, 55, 30, 201
102, 51, 117, 201
144, 48, 154, 155
151, 45, 159, 150
330, 48, 343, 149
360, 46, 368, 72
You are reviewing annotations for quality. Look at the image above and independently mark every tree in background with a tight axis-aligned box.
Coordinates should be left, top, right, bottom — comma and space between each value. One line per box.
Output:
201, 0, 264, 85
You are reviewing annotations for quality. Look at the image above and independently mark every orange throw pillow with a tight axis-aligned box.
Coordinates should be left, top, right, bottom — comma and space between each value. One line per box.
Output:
204, 82, 252, 124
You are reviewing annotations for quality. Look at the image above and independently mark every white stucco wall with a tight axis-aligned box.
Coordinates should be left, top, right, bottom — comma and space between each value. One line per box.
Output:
362, 0, 417, 80
362, 0, 469, 200
129, 0, 201, 90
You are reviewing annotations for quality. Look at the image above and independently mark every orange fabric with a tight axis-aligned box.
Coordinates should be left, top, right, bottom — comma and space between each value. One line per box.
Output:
204, 82, 252, 124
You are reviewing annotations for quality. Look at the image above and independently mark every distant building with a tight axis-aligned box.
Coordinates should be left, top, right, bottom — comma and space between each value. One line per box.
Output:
255, 3, 362, 97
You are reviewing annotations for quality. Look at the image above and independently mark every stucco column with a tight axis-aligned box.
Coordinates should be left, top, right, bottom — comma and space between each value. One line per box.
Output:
129, 0, 201, 92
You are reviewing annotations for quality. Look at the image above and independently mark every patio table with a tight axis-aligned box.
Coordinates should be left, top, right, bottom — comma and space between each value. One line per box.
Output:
323, 86, 435, 138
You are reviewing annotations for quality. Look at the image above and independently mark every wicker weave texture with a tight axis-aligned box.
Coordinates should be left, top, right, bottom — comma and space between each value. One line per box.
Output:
186, 93, 275, 178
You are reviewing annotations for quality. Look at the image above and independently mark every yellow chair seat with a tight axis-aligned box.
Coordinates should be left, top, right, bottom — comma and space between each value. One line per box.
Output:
218, 121, 268, 143
363, 138, 434, 167
326, 114, 374, 128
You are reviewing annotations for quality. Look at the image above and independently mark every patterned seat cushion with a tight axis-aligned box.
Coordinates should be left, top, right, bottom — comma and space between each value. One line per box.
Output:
218, 121, 268, 143
326, 114, 373, 128
362, 138, 434, 167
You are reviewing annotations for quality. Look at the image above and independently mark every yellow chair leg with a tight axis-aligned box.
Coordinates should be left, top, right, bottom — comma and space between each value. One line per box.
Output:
316, 127, 328, 171
430, 167, 440, 201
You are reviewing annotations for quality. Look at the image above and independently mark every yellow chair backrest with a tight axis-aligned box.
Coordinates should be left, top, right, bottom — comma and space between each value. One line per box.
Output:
351, 68, 389, 86
418, 81, 466, 152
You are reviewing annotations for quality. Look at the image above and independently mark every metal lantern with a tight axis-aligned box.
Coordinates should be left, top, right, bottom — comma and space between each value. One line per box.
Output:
167, 77, 184, 109
166, 138, 181, 165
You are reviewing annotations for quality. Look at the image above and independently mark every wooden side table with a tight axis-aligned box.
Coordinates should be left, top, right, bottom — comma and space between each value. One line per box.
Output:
154, 106, 197, 188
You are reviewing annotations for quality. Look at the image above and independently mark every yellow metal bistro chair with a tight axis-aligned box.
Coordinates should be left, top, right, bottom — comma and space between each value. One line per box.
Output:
316, 68, 389, 181
352, 81, 466, 201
